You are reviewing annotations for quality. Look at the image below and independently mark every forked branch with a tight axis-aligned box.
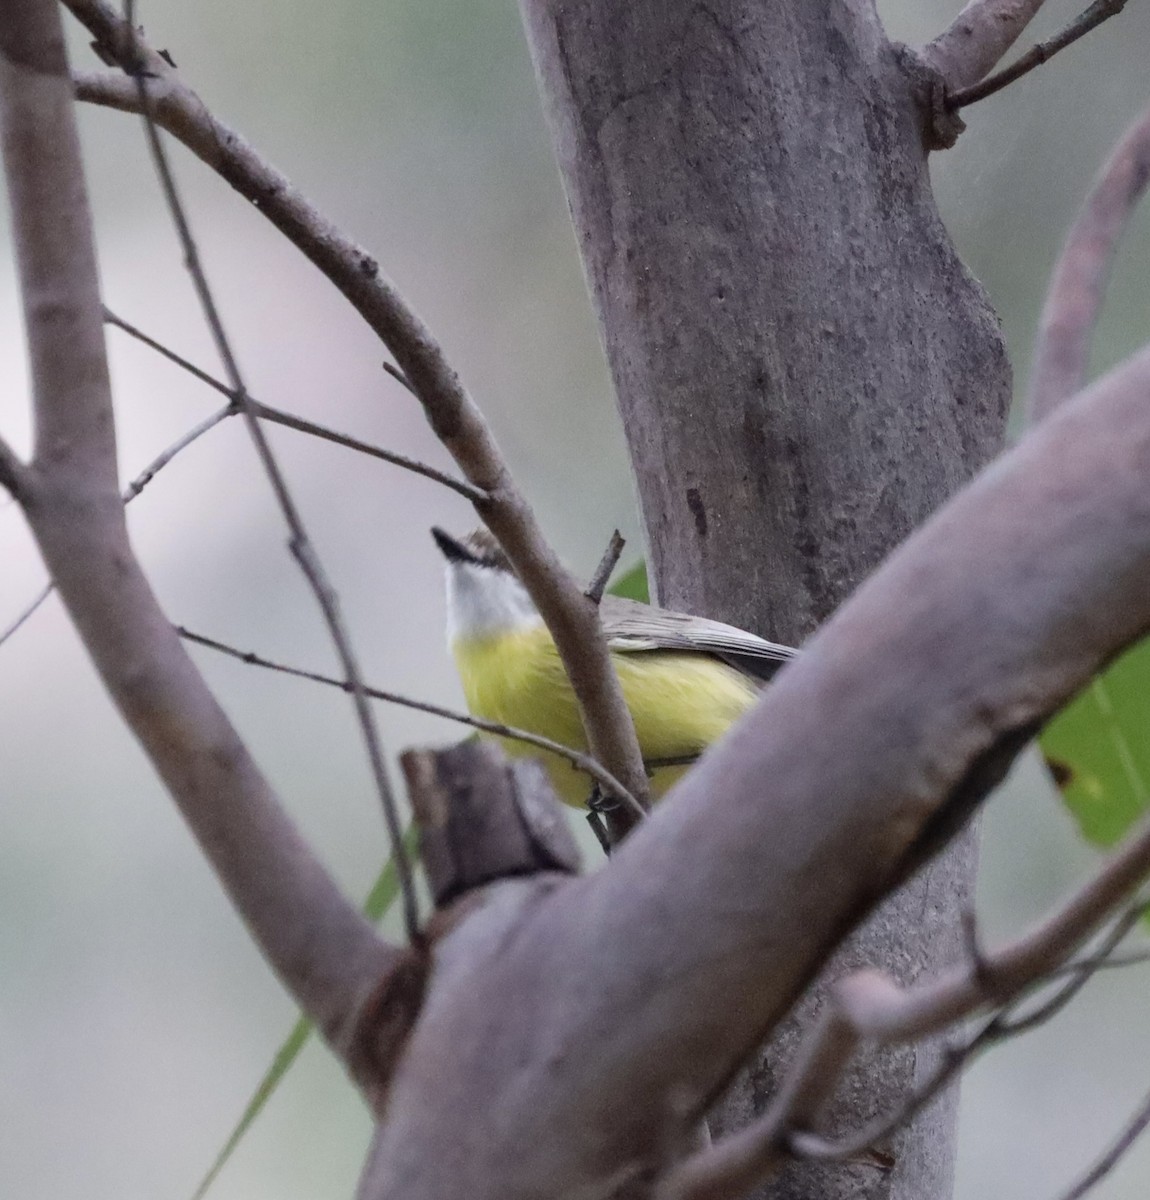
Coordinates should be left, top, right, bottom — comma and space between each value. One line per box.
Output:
64, 0, 650, 831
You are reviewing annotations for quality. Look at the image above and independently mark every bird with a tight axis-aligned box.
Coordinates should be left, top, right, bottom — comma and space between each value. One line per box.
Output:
432, 526, 798, 808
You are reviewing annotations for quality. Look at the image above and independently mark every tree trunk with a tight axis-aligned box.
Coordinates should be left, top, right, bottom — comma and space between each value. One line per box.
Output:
518, 2, 1011, 1197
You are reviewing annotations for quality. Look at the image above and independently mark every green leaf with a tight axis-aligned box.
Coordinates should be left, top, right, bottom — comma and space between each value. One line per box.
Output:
608, 559, 649, 603
191, 829, 417, 1200
1040, 639, 1150, 847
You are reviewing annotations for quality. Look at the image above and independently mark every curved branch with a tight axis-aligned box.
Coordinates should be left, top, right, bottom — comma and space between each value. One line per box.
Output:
66, 0, 650, 831
0, 0, 397, 1065
1027, 100, 1150, 421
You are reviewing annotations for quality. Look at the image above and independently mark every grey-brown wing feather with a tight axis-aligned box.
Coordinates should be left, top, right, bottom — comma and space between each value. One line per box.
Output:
598, 595, 798, 683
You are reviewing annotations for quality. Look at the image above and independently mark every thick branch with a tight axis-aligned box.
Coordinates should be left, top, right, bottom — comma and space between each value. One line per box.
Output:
360, 344, 1150, 1199
1027, 100, 1150, 420
0, 0, 396, 1064
65, 0, 650, 825
922, 0, 1049, 92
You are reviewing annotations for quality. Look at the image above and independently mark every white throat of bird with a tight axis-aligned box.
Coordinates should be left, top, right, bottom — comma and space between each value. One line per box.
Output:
444, 557, 541, 643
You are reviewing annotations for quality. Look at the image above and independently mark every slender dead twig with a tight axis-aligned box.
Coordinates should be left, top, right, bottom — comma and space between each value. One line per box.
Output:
0, 403, 230, 650
104, 308, 485, 501
66, 0, 651, 834
949, 0, 1129, 108
1058, 1085, 1150, 1200
177, 625, 643, 819
1027, 100, 1150, 421
585, 529, 625, 604
922, 0, 1049, 94
120, 0, 420, 943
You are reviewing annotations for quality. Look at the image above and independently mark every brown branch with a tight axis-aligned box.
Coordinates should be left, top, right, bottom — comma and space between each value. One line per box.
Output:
118, 11, 421, 944
0, 0, 397, 1068
949, 0, 1129, 108
1058, 1086, 1150, 1200
66, 0, 650, 832
922, 0, 1049, 93
177, 625, 643, 818
104, 308, 487, 502
585, 528, 625, 604
1027, 101, 1150, 421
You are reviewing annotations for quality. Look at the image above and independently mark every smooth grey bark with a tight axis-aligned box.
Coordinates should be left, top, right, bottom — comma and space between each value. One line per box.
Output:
518, 2, 1011, 1197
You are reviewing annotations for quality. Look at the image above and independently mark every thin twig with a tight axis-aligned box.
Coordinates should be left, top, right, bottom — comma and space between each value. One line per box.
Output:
1026, 101, 1150, 421
104, 308, 485, 502
121, 1, 420, 943
382, 360, 416, 395
1058, 1086, 1150, 1200
922, 0, 1049, 94
0, 582, 53, 646
949, 0, 1129, 108
67, 0, 651, 835
177, 624, 644, 820
586, 529, 625, 604
1, 405, 229, 650
123, 403, 231, 499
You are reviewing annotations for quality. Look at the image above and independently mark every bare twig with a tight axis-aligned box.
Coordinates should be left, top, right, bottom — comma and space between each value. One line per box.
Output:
0, 581, 53, 647
1, 403, 228, 651
66, 0, 651, 832
382, 360, 416, 395
120, 1, 420, 943
177, 626, 643, 819
922, 0, 1049, 93
949, 0, 1129, 108
1, 0, 396, 1067
1058, 1086, 1150, 1200
1027, 101, 1150, 421
585, 529, 625, 604
104, 308, 486, 501
123, 402, 230, 498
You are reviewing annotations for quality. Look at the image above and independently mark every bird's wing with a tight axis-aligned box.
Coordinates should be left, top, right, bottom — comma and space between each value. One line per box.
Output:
599, 596, 798, 682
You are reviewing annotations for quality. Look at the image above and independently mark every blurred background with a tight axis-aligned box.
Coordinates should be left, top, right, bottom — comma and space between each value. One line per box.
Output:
1, 1, 1148, 1197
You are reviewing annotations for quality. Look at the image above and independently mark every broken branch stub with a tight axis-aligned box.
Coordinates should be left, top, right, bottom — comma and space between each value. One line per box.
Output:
401, 741, 581, 907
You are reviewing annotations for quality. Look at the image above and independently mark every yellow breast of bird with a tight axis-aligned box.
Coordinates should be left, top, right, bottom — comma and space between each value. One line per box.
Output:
450, 623, 759, 806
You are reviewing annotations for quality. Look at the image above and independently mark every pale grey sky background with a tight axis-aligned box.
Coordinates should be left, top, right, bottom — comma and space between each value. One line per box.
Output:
1, 2, 1149, 1198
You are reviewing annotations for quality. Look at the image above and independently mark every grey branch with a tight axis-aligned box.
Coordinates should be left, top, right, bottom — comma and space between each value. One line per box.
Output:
922, 0, 1049, 92
1027, 100, 1150, 421
0, 433, 28, 500
949, 0, 1129, 108
0, 0, 397, 1070
67, 0, 651, 831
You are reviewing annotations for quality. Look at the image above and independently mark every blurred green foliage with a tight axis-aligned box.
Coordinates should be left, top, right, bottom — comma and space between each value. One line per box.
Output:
1040, 642, 1150, 847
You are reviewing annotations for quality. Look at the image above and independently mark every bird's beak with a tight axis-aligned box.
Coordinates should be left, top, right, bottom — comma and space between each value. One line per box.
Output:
431, 527, 478, 564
